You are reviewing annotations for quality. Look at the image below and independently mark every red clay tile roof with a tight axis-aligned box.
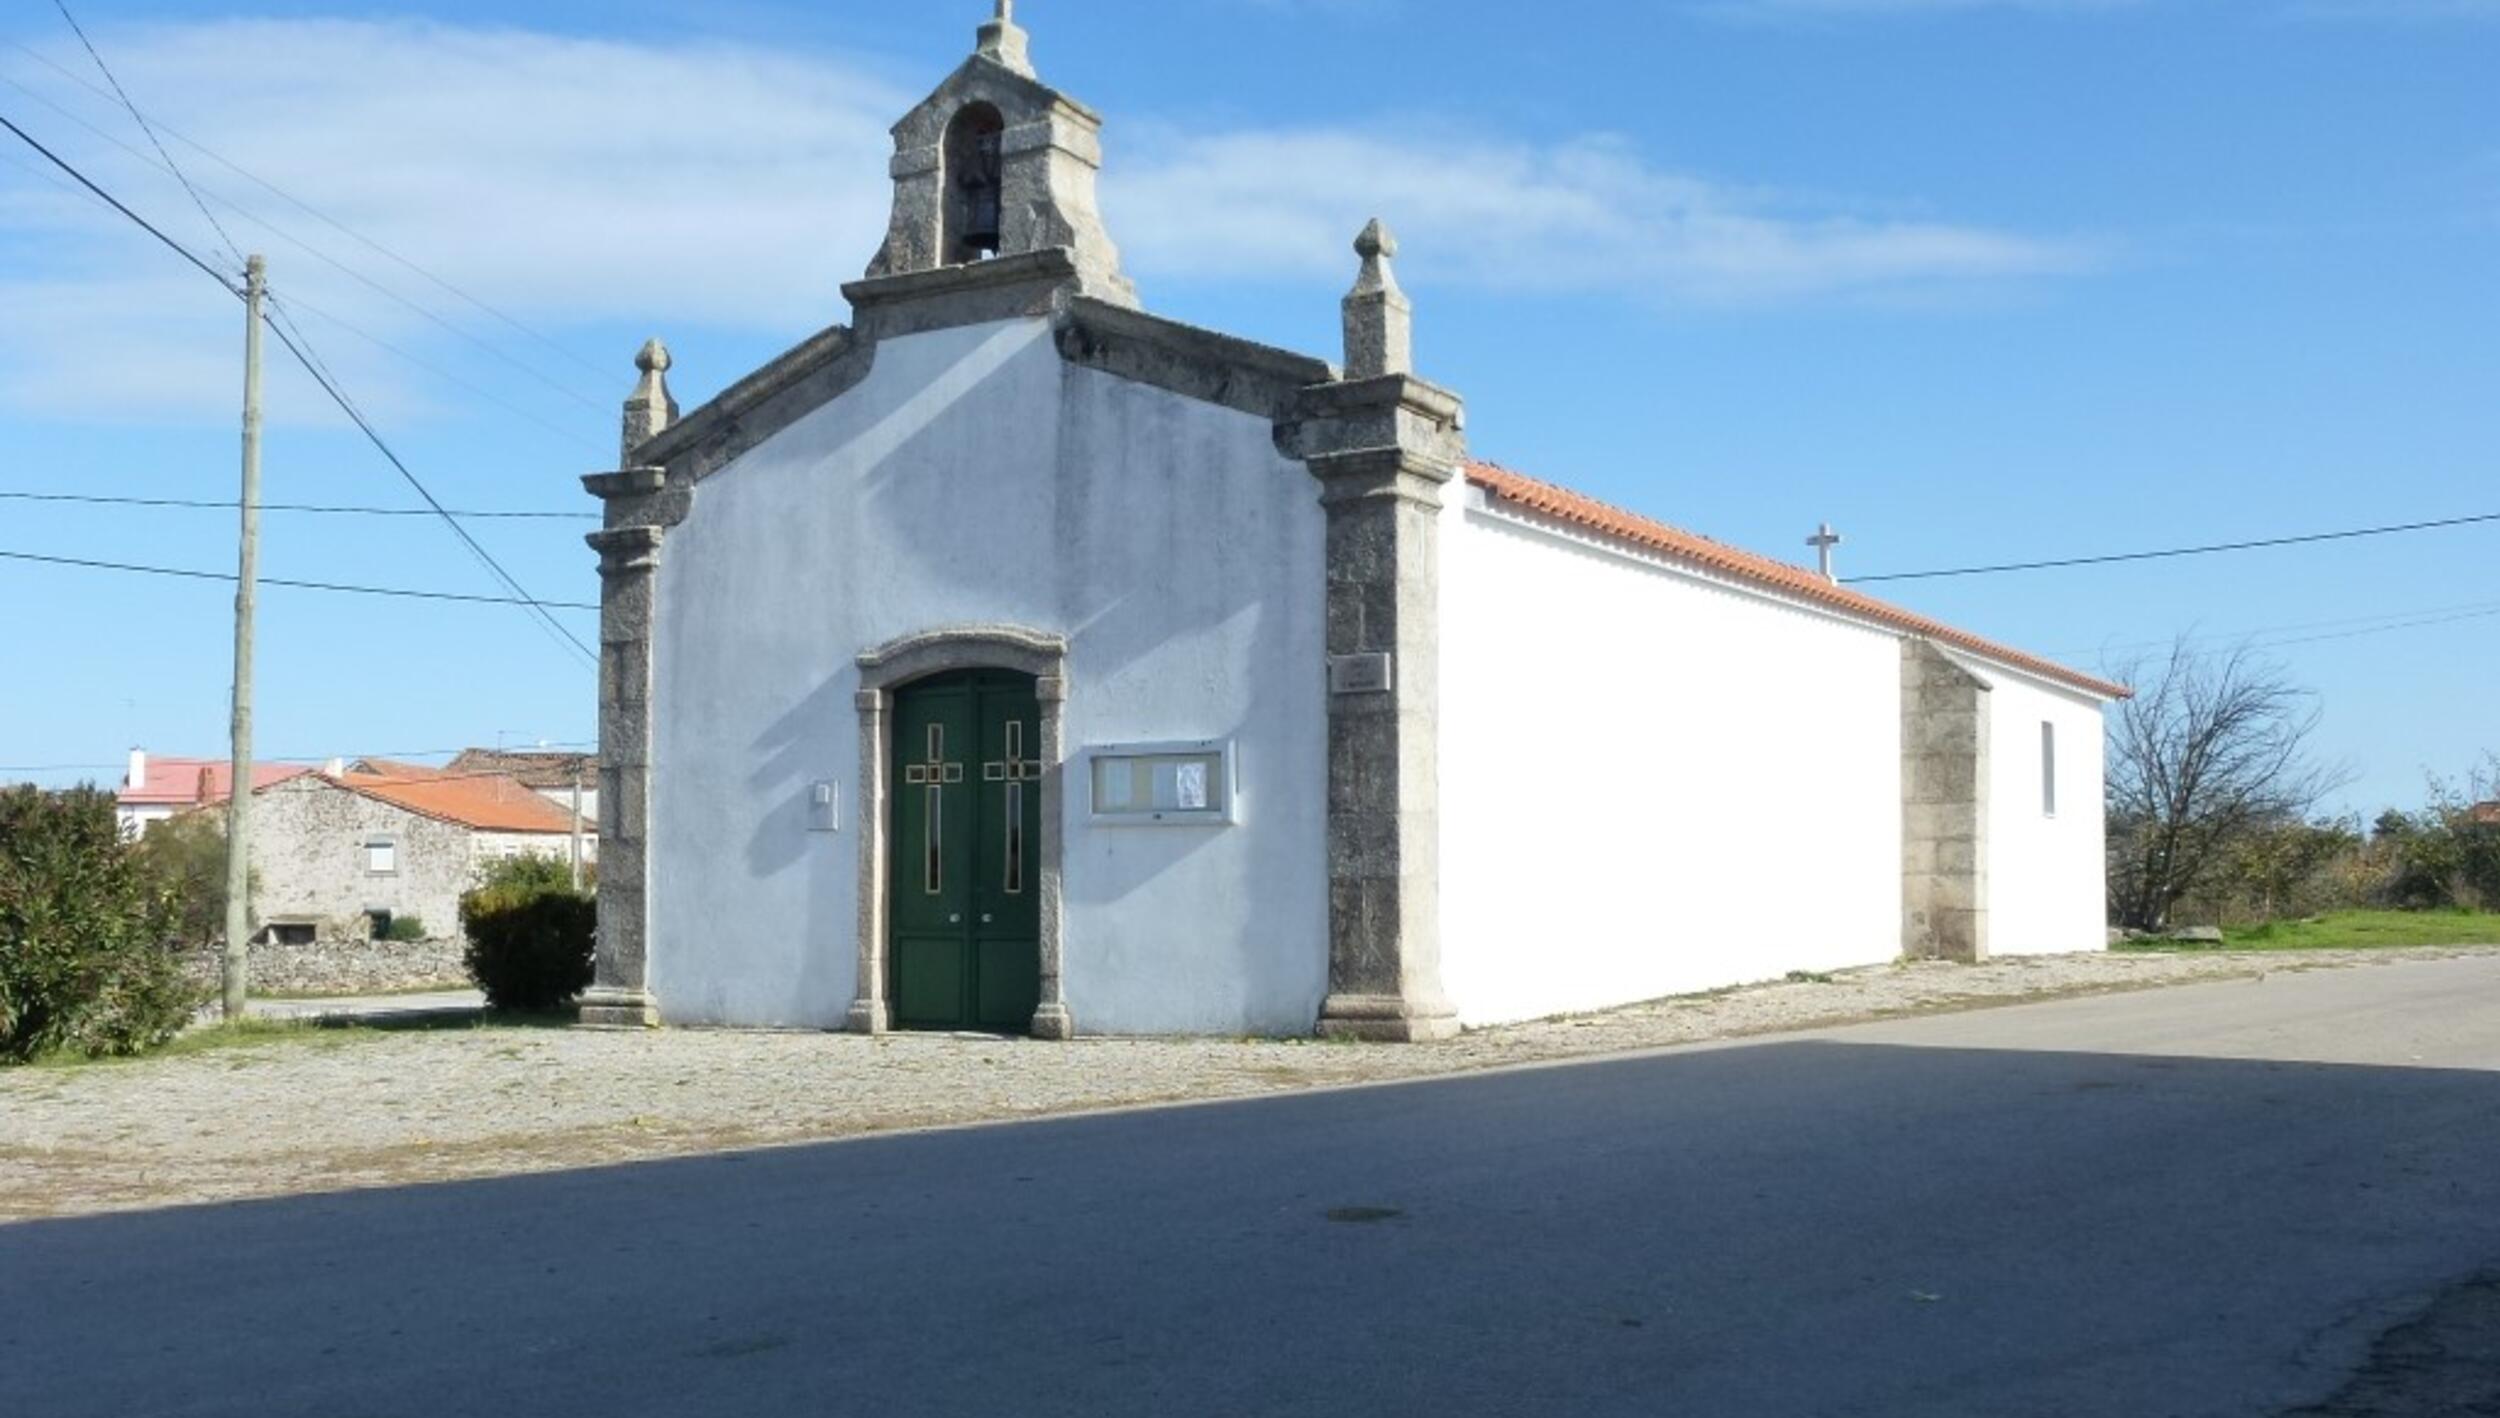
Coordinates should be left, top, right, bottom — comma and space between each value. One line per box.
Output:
1464, 462, 2131, 700
120, 758, 313, 807
326, 772, 579, 834
443, 749, 598, 791
347, 758, 453, 780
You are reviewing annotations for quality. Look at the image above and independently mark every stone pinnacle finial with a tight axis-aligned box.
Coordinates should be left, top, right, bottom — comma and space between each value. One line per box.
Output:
977, 0, 1034, 76
620, 337, 679, 464
1341, 218, 1412, 380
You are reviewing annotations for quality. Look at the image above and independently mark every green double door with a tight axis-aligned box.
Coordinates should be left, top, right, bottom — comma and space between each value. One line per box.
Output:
890, 670, 1043, 1032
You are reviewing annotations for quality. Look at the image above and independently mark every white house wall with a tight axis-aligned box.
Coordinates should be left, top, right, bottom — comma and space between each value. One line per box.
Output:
470, 830, 588, 869
1979, 666, 2110, 956
1437, 502, 1906, 1026
650, 318, 1330, 1033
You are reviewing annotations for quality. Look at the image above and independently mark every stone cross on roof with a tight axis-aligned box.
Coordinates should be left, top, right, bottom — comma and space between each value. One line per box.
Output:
1807, 521, 1844, 582
977, 0, 1032, 75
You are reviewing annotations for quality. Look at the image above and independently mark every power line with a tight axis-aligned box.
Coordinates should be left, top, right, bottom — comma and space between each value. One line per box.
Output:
3, 42, 613, 397
271, 287, 594, 446
0, 108, 236, 291
259, 295, 600, 665
0, 547, 599, 611
2061, 597, 2500, 662
2, 746, 596, 776
2105, 604, 2500, 667
47, 0, 242, 273
0, 489, 593, 519
1846, 510, 2500, 584
0, 71, 607, 428
0, 118, 604, 666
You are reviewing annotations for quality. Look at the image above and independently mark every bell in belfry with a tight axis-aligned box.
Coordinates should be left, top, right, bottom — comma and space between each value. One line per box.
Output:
959, 125, 1004, 258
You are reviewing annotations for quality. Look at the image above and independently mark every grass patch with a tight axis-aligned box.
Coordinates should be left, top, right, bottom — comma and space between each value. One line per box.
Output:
248, 982, 472, 1001
25, 1008, 575, 1069
2118, 909, 2500, 953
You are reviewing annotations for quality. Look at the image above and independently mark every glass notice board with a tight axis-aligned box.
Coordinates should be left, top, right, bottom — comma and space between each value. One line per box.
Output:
1086, 740, 1236, 825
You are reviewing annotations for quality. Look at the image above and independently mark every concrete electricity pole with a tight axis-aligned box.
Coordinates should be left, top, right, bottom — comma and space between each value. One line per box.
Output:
222, 254, 265, 1021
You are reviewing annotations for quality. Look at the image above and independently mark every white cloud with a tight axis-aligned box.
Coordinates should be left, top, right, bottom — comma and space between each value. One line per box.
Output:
1704, 0, 2500, 17
1695, 0, 2142, 16
0, 17, 2092, 424
1111, 127, 2093, 302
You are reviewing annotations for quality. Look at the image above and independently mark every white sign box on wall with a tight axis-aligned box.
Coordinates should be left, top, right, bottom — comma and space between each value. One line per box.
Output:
1086, 740, 1238, 825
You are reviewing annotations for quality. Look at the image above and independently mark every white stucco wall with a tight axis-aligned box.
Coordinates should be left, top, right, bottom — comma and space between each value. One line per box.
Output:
649, 317, 1329, 1033
470, 830, 588, 869
1974, 662, 2110, 956
1437, 497, 1908, 1026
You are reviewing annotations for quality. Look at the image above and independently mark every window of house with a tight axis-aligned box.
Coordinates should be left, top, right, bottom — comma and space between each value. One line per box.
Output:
2041, 721, 2058, 817
265, 922, 316, 947
365, 837, 398, 876
366, 910, 393, 939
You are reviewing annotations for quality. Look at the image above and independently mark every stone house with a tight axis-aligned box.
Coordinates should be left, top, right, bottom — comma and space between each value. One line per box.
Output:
247, 772, 583, 945
575, 7, 2128, 1038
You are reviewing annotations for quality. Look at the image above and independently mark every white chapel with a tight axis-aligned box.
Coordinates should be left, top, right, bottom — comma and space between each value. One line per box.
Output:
576, 6, 2126, 1039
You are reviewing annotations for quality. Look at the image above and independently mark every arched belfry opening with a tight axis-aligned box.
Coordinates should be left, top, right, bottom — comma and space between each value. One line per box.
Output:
858, 9, 1138, 306
943, 103, 1007, 264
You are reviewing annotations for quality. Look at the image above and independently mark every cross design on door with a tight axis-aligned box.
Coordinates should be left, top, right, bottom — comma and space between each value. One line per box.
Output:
903, 723, 962, 896
903, 723, 964, 786
984, 719, 1040, 895
982, 719, 1042, 784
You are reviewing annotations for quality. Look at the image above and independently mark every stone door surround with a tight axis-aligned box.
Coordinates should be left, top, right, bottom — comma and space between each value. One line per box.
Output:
849, 625, 1072, 1039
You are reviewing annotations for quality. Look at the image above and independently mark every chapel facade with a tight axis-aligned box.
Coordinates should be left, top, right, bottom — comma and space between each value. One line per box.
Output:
578, 7, 2126, 1039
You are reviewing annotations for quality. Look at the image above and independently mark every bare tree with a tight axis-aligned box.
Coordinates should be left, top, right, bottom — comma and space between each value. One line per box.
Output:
2104, 639, 2349, 931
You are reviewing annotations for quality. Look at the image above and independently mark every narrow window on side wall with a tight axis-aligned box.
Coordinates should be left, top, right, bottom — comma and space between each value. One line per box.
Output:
2041, 721, 2057, 817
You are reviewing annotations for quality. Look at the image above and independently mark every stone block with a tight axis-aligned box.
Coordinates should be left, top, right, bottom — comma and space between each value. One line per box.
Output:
1904, 801, 1977, 844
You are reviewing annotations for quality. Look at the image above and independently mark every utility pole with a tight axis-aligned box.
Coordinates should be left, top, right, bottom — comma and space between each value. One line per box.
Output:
222, 254, 265, 1021
568, 762, 585, 891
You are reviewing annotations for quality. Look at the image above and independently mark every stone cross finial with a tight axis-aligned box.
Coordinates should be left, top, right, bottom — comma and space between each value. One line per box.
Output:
1807, 521, 1844, 582
620, 337, 679, 464
976, 0, 1034, 76
1341, 218, 1412, 380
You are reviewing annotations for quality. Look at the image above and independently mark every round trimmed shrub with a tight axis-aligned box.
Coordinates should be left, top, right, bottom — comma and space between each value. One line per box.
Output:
459, 883, 593, 1012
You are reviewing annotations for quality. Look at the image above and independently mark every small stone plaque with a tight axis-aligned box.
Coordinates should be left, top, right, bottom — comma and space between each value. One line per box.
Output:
1329, 652, 1395, 696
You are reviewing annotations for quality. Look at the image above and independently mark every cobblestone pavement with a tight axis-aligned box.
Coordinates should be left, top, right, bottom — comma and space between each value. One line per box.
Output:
4, 946, 2491, 1221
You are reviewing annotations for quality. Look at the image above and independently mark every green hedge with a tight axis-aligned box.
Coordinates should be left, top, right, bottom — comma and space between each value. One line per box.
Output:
459, 862, 593, 1012
0, 786, 202, 1063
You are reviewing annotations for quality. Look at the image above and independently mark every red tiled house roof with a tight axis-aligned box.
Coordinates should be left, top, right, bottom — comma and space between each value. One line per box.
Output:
322, 773, 579, 835
1463, 462, 2130, 700
120, 757, 313, 808
443, 749, 598, 792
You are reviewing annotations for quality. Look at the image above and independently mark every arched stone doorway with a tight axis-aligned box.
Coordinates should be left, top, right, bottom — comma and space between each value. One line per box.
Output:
849, 626, 1071, 1038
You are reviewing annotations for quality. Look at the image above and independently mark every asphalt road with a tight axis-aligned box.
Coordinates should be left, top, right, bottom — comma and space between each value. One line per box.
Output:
7, 958, 2499, 1417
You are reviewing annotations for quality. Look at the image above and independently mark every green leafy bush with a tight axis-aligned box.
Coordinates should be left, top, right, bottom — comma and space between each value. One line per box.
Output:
2378, 809, 2500, 912
0, 786, 203, 1063
130, 812, 236, 948
459, 863, 593, 1012
382, 915, 428, 943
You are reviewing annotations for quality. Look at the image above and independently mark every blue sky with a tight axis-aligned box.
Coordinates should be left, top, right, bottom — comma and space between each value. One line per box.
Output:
0, 0, 2492, 814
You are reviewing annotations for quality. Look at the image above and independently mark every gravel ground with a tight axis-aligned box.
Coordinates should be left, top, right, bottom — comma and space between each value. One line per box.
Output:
5, 946, 2491, 1222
